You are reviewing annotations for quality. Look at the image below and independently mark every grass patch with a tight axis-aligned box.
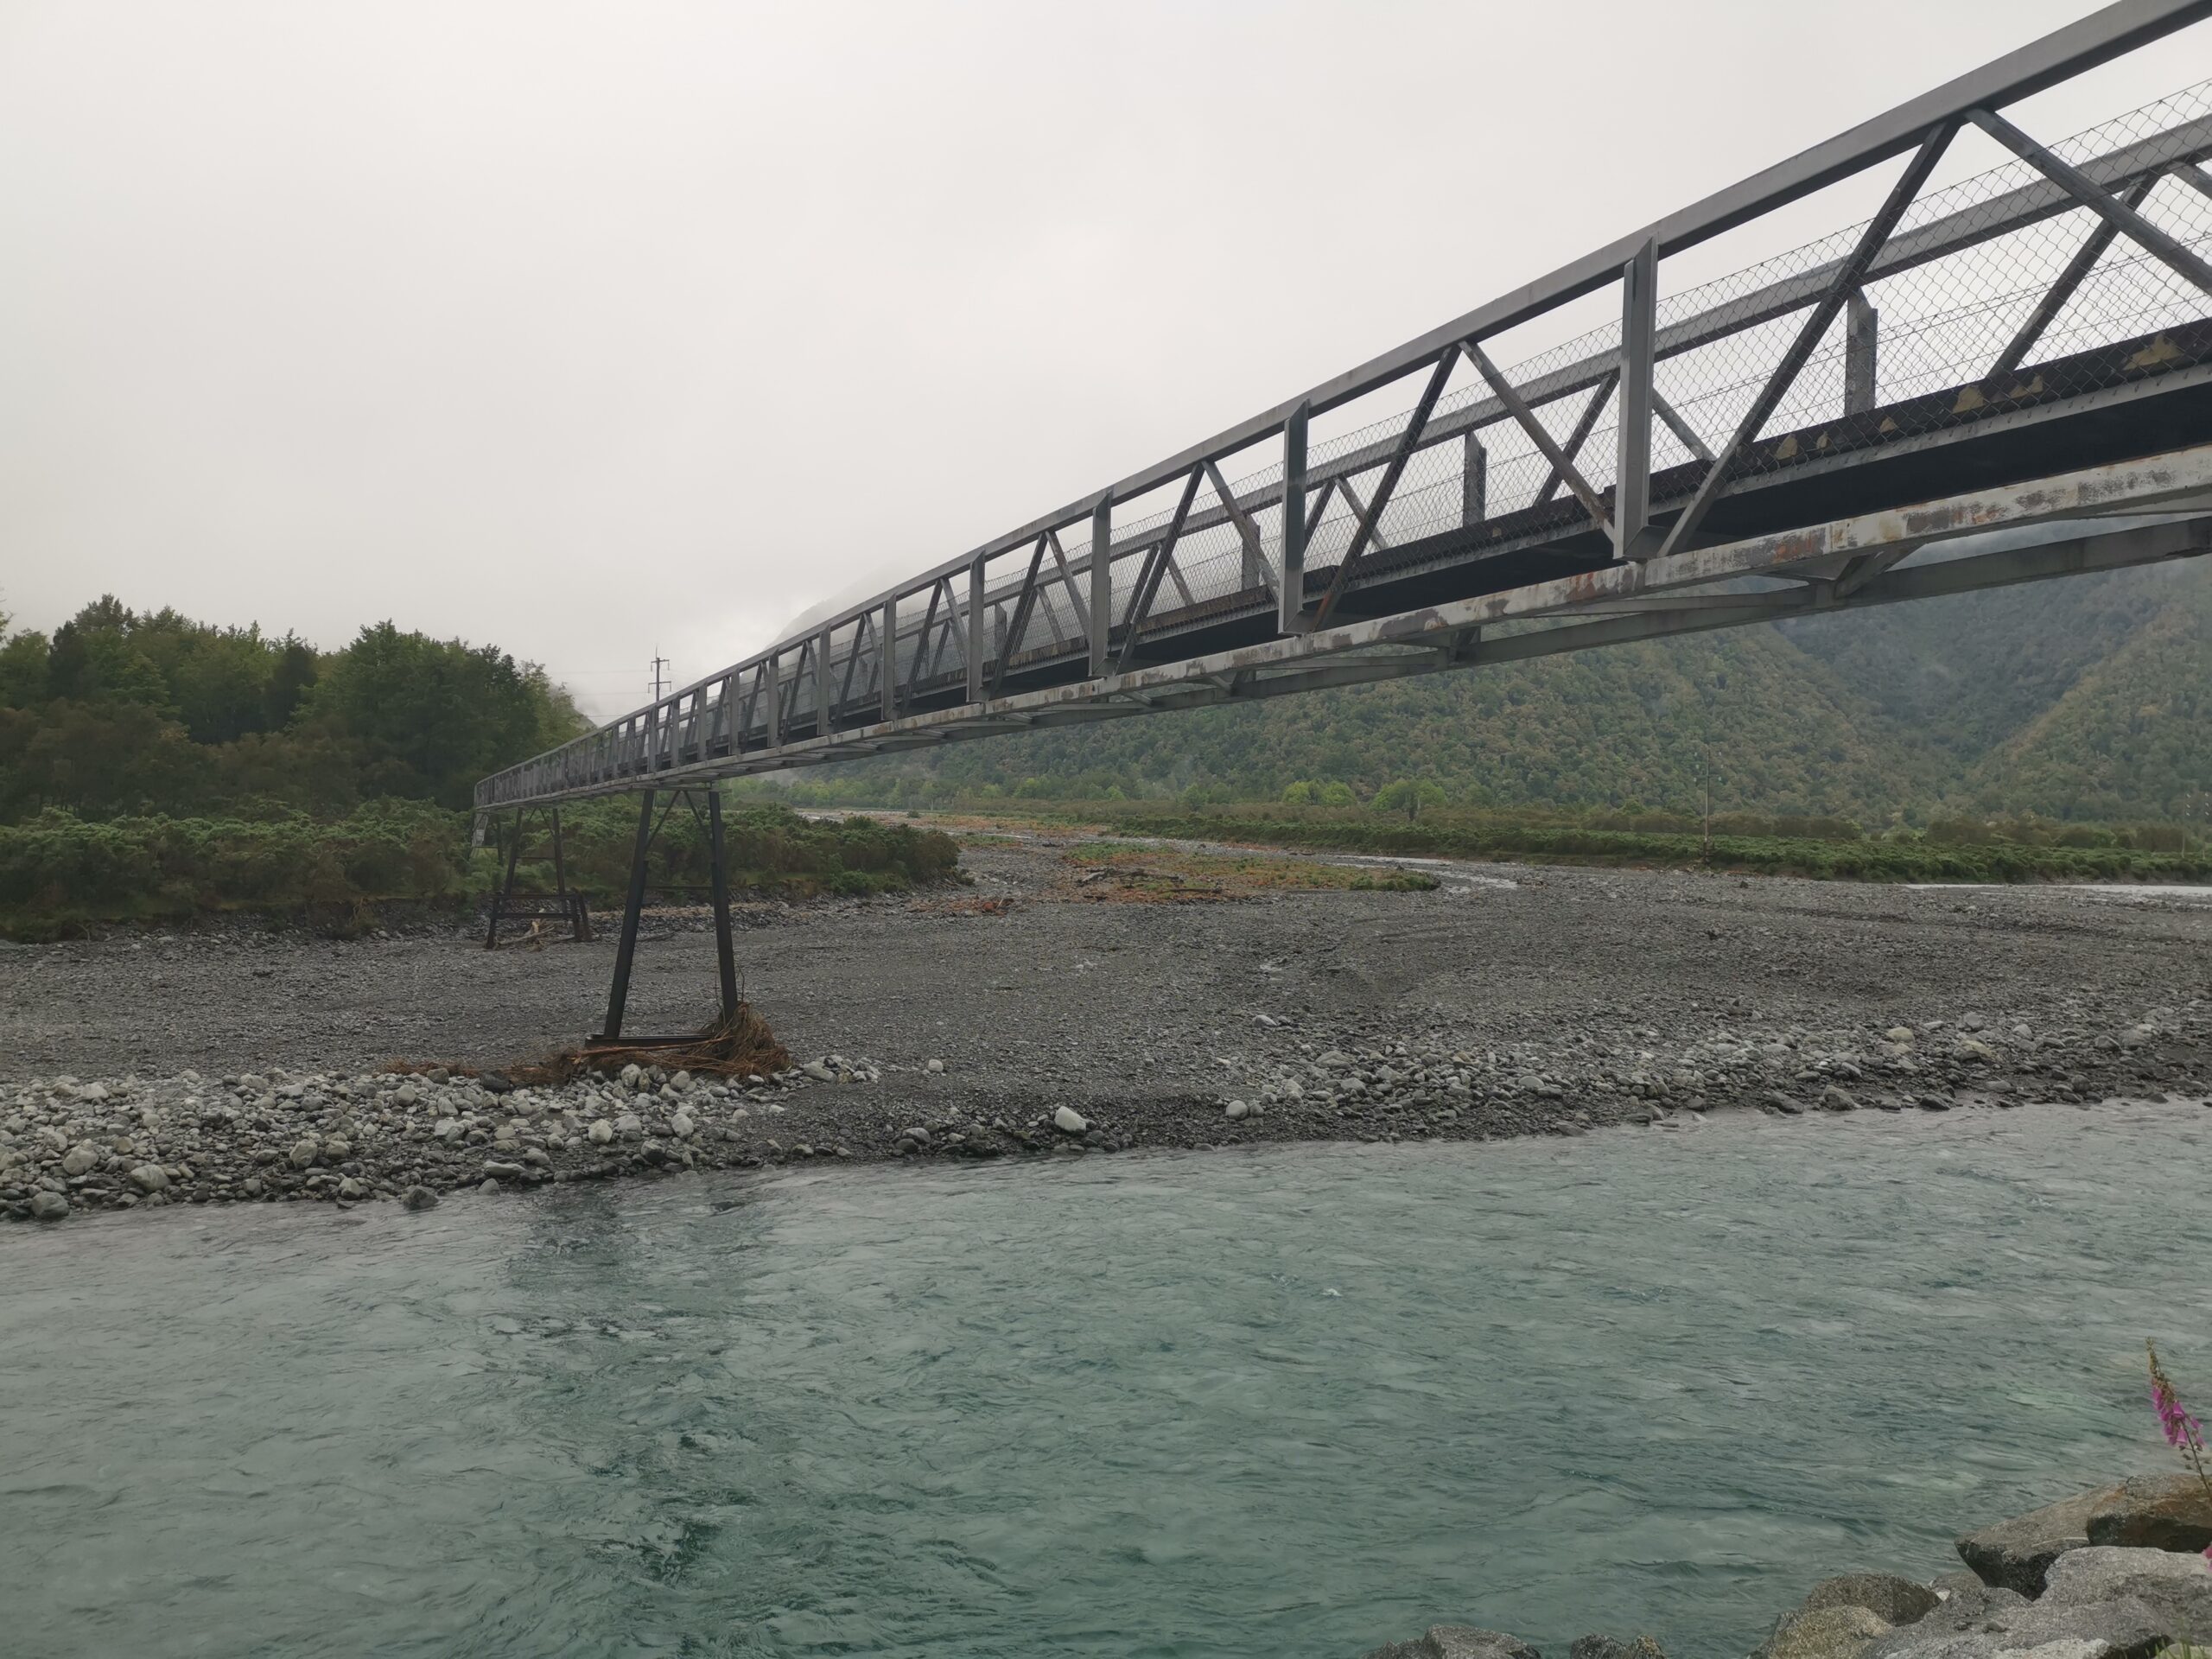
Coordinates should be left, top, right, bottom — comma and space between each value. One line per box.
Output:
0, 798, 964, 939
1058, 844, 1440, 900
942, 803, 2212, 887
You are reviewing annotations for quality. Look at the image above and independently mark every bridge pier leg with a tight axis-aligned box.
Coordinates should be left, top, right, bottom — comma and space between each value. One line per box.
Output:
484, 807, 525, 950
550, 806, 591, 942
707, 791, 739, 1024
599, 790, 656, 1042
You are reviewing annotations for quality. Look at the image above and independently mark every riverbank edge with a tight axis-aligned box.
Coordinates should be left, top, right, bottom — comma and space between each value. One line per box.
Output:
3, 1020, 2207, 1225
1357, 1474, 2212, 1659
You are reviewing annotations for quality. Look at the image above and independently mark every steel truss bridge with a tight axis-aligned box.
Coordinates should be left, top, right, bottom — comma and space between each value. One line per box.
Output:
474, 1, 2212, 1043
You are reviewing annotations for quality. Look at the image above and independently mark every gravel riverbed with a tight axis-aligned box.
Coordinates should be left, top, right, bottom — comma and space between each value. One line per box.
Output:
3, 833, 2209, 1222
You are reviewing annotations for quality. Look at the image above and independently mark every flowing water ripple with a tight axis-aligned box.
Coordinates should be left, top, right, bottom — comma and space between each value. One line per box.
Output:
3, 1102, 2210, 1658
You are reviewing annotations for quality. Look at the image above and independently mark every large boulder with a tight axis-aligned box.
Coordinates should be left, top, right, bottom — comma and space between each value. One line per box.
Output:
2042, 1546, 2212, 1646
1957, 1477, 2212, 1595
1568, 1638, 1665, 1659
1801, 1576, 1942, 1628
2085, 1474, 2212, 1557
1362, 1628, 1541, 1659
1753, 1604, 1891, 1659
1753, 1574, 1944, 1659
1955, 1485, 2112, 1595
1866, 1588, 2173, 1659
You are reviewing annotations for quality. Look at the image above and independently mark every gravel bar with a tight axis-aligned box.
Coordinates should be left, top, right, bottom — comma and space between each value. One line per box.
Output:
3, 836, 2208, 1222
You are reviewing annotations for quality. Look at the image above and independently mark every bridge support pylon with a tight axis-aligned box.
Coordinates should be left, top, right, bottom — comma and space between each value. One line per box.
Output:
592, 785, 743, 1049
483, 805, 591, 948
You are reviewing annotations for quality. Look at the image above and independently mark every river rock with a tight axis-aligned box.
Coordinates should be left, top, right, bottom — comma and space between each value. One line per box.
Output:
1958, 1478, 2212, 1595
126, 1164, 169, 1193
1796, 1575, 1942, 1628
401, 1185, 438, 1211
587, 1118, 613, 1144
2083, 1472, 2212, 1555
288, 1137, 320, 1168
1754, 1604, 1890, 1659
29, 1190, 68, 1221
1568, 1637, 1666, 1659
670, 1112, 696, 1140
60, 1145, 99, 1176
1362, 1628, 1541, 1659
1053, 1107, 1087, 1135
1956, 1485, 2109, 1594
1225, 1100, 1250, 1120
1819, 1087, 1859, 1113
2043, 1546, 2212, 1643
1865, 1590, 2171, 1659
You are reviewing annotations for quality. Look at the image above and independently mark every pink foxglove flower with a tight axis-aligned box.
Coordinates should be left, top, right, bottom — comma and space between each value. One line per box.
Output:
2144, 1341, 2212, 1560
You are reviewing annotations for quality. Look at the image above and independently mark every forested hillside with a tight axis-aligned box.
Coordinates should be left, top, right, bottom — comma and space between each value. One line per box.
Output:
7, 558, 2206, 836
795, 558, 2212, 825
0, 597, 585, 821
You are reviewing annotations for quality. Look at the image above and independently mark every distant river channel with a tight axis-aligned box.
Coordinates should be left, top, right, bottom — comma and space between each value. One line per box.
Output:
5, 1102, 2210, 1658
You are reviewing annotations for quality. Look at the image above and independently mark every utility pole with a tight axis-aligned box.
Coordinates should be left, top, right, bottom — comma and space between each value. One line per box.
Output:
649, 652, 670, 702
1701, 747, 1713, 864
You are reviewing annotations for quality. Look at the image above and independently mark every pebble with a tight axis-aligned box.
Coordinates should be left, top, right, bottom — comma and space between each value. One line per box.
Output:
0, 965, 2197, 1226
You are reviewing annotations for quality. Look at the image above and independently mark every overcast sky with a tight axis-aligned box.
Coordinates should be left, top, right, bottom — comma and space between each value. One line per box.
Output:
5, 1, 2209, 719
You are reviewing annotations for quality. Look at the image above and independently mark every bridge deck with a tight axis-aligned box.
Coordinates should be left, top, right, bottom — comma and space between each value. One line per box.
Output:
476, 3, 2212, 813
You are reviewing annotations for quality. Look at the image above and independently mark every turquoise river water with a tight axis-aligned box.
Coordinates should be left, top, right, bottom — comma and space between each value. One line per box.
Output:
4, 1101, 2211, 1659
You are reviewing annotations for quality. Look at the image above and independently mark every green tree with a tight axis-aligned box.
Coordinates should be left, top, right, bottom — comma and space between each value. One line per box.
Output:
1373, 778, 1447, 821
0, 628, 48, 708
300, 622, 584, 810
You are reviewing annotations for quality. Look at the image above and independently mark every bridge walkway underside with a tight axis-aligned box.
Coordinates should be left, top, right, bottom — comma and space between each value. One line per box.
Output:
487, 441, 2212, 808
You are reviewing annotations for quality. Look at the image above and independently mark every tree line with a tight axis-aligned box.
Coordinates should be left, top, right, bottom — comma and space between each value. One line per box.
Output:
0, 596, 587, 823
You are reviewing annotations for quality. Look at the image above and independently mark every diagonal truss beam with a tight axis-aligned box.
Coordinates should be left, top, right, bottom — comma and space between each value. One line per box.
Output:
1656, 118, 1958, 561
1538, 369, 1619, 505
994, 535, 1049, 691
1653, 390, 1714, 463
1046, 529, 1091, 636
1967, 105, 2212, 300
1118, 464, 1205, 667
1463, 340, 1614, 531
1310, 350, 1457, 628
1993, 171, 2162, 377
1205, 456, 1274, 596
904, 582, 944, 703
480, 446, 2212, 808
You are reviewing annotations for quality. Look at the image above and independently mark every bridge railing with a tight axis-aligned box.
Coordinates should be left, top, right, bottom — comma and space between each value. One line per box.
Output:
479, 0, 2212, 811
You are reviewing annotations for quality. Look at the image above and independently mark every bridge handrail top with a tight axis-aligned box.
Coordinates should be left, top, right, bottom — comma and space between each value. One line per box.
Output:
476, 0, 2212, 792
796, 0, 2212, 621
